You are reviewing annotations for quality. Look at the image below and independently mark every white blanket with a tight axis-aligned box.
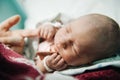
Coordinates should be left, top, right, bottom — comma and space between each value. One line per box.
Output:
55, 53, 120, 75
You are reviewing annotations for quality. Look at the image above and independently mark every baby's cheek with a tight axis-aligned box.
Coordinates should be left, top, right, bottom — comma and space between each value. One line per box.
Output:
59, 52, 72, 65
59, 50, 81, 66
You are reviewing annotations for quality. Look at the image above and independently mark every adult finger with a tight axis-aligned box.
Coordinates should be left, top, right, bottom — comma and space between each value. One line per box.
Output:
0, 36, 23, 45
0, 15, 20, 31
16, 29, 39, 38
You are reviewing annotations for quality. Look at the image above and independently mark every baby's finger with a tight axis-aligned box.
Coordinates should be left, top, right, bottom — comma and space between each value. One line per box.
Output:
50, 53, 58, 59
47, 32, 54, 40
47, 53, 58, 64
0, 15, 20, 31
40, 28, 44, 38
57, 63, 67, 71
43, 30, 48, 39
52, 55, 61, 64
46, 53, 58, 69
55, 58, 65, 68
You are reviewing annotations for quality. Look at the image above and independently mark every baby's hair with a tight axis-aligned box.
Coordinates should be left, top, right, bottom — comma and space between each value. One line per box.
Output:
86, 14, 120, 56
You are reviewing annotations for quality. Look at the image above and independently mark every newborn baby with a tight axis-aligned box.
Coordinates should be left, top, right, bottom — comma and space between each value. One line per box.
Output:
35, 14, 120, 73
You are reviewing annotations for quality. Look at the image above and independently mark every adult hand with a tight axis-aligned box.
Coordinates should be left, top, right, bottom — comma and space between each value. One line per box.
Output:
0, 15, 39, 54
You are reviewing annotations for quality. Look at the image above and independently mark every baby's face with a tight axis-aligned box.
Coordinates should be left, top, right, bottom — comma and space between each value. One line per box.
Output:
54, 15, 112, 66
54, 19, 95, 66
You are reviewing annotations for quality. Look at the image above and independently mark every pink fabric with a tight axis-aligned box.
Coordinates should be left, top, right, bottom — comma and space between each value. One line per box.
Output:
0, 43, 41, 80
74, 66, 120, 80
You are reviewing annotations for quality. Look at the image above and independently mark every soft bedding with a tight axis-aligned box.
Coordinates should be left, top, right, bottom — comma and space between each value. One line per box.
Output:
0, 43, 41, 80
0, 43, 120, 80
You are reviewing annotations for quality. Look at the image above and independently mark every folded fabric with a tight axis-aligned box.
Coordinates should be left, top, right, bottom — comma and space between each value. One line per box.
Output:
1, 42, 120, 80
0, 43, 42, 80
74, 66, 120, 80
55, 53, 120, 75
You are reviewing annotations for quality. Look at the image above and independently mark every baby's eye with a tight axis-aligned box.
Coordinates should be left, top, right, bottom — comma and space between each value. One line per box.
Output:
63, 43, 67, 49
63, 40, 73, 49
69, 40, 73, 45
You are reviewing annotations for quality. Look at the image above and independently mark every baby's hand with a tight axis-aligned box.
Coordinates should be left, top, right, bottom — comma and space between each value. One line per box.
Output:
46, 53, 67, 71
37, 22, 59, 41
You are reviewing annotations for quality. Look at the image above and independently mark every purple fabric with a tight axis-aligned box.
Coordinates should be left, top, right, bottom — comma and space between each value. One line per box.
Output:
74, 66, 120, 80
1, 42, 120, 80
0, 43, 41, 80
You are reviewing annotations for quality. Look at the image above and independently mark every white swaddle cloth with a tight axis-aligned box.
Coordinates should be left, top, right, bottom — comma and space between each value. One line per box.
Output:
55, 53, 120, 75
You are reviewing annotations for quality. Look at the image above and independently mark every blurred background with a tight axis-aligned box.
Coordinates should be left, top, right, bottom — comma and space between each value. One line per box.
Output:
0, 0, 26, 30
0, 0, 120, 30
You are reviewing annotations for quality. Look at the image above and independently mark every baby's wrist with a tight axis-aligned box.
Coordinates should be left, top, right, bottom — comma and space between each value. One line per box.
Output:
43, 56, 53, 72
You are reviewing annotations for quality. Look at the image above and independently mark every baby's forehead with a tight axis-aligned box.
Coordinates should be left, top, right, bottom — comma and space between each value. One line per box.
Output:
67, 16, 106, 35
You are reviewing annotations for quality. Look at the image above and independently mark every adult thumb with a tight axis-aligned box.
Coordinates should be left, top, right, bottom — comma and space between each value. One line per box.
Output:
0, 15, 20, 31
